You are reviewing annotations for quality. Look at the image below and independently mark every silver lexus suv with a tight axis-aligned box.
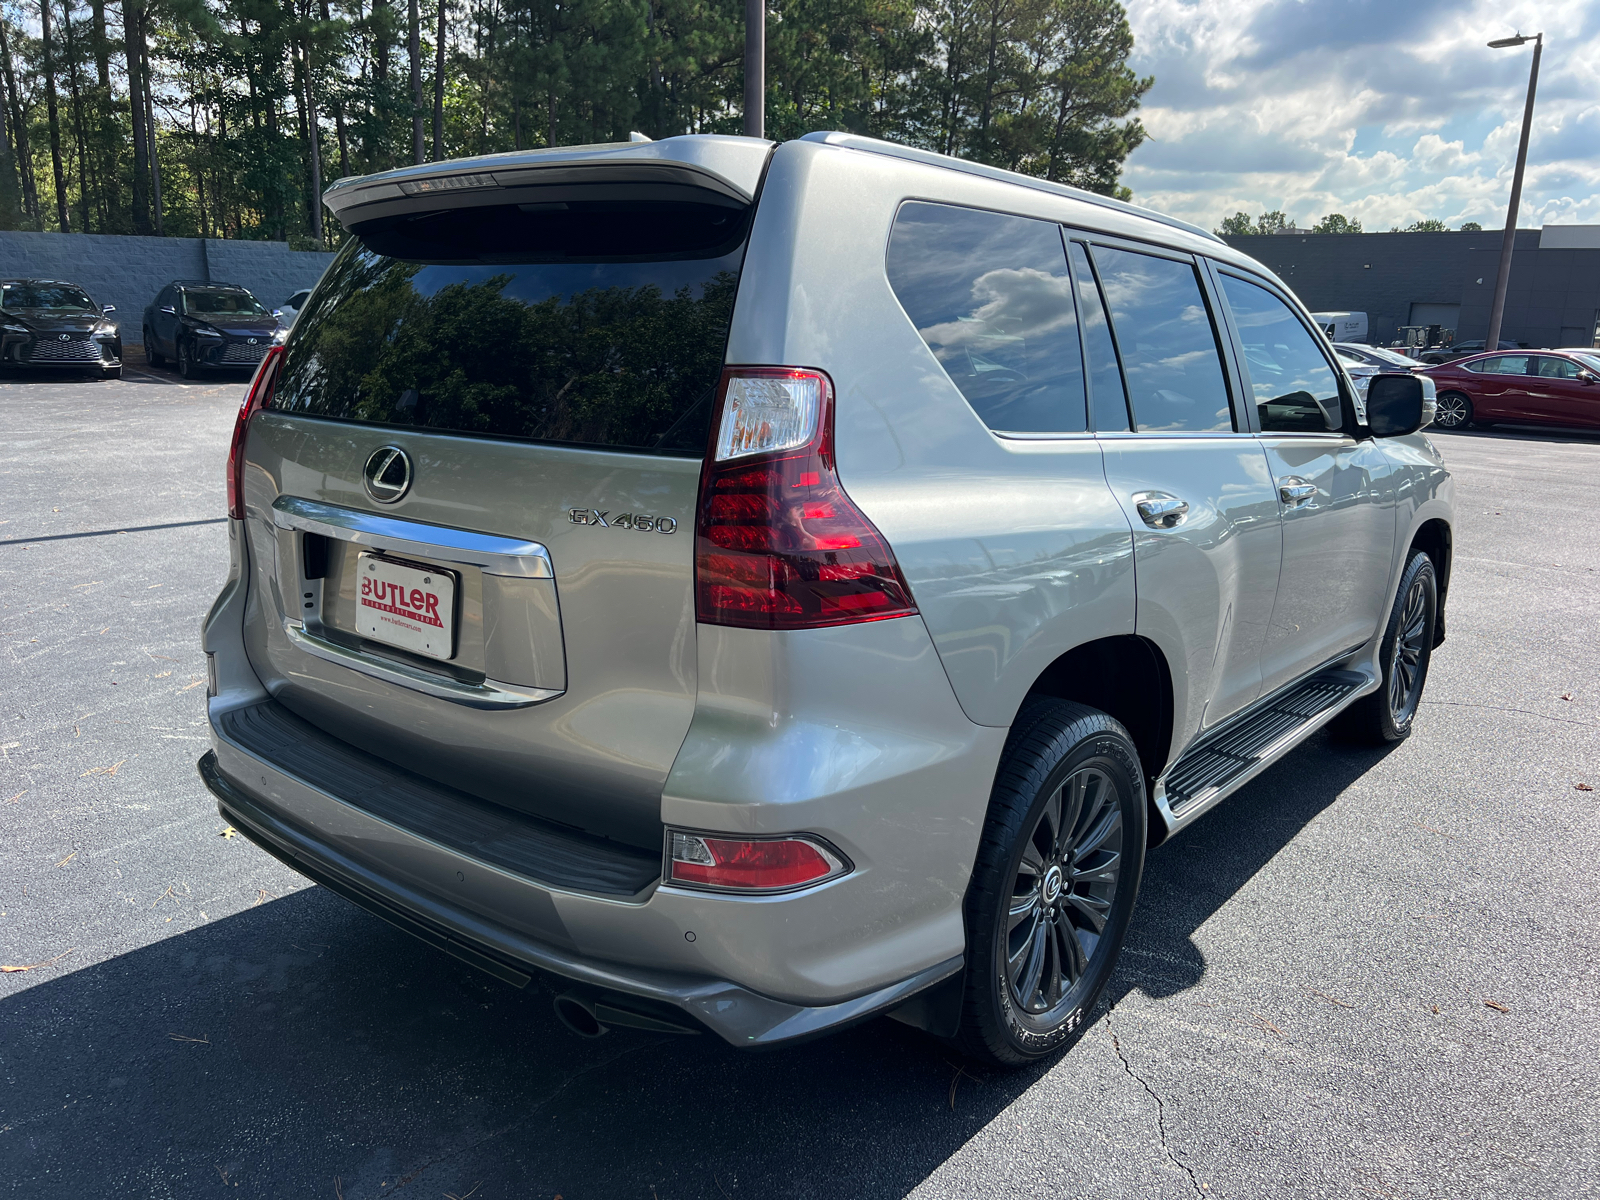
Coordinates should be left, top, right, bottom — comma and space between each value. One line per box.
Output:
200, 133, 1453, 1066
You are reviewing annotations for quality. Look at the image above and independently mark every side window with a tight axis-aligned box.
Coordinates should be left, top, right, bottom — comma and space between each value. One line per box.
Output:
1482, 355, 1530, 375
1066, 241, 1130, 432
1534, 356, 1579, 379
886, 201, 1086, 434
1090, 245, 1233, 432
1217, 274, 1343, 433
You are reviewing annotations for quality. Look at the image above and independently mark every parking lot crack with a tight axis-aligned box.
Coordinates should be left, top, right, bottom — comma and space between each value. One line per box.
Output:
1107, 1015, 1207, 1199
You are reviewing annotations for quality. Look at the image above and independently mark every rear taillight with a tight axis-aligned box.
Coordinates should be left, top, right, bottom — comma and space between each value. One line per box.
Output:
226, 346, 286, 520
666, 831, 847, 892
694, 367, 917, 630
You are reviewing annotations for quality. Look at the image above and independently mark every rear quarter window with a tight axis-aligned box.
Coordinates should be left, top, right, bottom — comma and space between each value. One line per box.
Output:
270, 200, 749, 455
885, 201, 1087, 435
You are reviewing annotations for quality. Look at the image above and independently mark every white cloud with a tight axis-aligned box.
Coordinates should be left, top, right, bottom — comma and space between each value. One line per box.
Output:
1121, 0, 1600, 233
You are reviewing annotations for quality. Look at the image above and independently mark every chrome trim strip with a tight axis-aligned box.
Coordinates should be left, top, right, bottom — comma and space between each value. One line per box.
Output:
272, 495, 553, 578
1152, 660, 1379, 837
284, 621, 563, 709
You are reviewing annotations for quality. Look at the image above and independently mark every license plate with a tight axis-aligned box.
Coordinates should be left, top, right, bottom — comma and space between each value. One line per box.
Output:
356, 554, 456, 661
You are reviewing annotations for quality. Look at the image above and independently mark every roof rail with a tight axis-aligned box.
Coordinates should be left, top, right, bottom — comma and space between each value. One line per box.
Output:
798, 132, 1220, 245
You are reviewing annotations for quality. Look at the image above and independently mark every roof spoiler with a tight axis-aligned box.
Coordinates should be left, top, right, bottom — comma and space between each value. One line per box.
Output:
324, 136, 773, 229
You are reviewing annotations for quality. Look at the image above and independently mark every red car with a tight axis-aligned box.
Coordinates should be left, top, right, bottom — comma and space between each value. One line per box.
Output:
1422, 349, 1600, 431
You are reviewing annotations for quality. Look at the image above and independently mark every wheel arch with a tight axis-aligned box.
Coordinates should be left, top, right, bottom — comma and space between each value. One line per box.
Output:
1409, 517, 1452, 646
1019, 634, 1174, 845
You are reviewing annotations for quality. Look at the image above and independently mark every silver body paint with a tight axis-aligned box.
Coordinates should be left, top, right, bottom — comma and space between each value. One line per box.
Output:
202, 133, 1454, 1046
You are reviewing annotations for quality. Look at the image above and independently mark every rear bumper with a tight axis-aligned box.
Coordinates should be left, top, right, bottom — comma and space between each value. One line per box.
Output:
198, 747, 960, 1046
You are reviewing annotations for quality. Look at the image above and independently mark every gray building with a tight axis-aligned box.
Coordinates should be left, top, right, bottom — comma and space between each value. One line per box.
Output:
0, 230, 335, 346
1221, 225, 1600, 351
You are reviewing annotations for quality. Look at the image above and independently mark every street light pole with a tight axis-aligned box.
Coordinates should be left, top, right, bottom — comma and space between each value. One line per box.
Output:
743, 0, 765, 138
1485, 32, 1543, 354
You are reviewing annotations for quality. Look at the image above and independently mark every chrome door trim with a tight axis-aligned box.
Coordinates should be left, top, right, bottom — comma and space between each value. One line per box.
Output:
283, 621, 563, 709
272, 495, 553, 578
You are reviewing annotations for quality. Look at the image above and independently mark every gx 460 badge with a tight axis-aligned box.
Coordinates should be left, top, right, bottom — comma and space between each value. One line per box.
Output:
569, 509, 678, 534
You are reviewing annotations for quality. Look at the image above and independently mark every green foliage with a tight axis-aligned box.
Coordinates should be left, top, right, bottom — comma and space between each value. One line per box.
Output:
1311, 212, 1362, 234
1216, 209, 1291, 236
0, 0, 1152, 241
1392, 218, 1448, 232
1460, 221, 1482, 231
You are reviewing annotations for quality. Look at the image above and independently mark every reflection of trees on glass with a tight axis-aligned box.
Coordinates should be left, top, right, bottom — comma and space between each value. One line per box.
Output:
274, 243, 738, 453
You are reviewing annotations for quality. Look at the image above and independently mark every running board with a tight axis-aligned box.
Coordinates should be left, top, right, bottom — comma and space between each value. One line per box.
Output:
1153, 666, 1375, 836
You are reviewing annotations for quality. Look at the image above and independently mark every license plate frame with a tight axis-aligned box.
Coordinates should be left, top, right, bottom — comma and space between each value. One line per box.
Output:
355, 553, 458, 662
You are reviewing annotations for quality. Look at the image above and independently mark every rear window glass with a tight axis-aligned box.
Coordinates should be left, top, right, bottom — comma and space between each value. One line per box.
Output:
1090, 246, 1233, 433
270, 200, 748, 455
886, 201, 1086, 434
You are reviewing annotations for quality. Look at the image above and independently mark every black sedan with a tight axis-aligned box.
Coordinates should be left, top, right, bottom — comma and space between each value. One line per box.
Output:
142, 280, 286, 379
0, 279, 123, 378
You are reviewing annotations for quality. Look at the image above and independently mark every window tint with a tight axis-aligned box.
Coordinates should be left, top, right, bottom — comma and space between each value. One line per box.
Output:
184, 289, 268, 315
270, 200, 748, 454
3, 283, 95, 311
1090, 246, 1232, 432
1473, 355, 1530, 376
1067, 241, 1129, 432
1534, 356, 1581, 379
886, 201, 1086, 434
1218, 274, 1342, 433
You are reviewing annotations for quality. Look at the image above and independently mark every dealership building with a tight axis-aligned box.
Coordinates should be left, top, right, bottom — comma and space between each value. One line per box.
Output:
1221, 225, 1600, 351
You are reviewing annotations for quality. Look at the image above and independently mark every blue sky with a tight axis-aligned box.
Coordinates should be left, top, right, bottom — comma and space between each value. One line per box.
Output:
1120, 0, 1600, 232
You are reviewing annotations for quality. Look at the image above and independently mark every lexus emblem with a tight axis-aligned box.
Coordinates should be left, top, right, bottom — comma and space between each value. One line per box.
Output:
363, 446, 413, 504
248, 337, 258, 345
58, 333, 69, 340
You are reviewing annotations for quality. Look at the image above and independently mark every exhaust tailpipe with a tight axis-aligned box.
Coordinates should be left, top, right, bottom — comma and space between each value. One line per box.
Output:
553, 992, 608, 1038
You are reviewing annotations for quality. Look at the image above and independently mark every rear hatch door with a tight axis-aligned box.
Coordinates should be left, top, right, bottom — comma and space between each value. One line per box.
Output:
237, 144, 764, 849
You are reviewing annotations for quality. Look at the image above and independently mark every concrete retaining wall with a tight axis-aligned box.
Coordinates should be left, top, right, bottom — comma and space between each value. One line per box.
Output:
0, 230, 335, 344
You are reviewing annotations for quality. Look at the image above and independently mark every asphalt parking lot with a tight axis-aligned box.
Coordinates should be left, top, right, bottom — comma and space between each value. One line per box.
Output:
3, 364, 1598, 1200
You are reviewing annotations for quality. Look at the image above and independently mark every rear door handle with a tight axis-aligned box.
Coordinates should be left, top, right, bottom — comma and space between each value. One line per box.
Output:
1133, 492, 1189, 529
1278, 478, 1316, 507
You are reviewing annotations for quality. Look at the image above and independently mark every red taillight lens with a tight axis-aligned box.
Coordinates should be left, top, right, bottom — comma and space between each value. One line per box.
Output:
226, 345, 286, 521
695, 367, 917, 630
667, 831, 846, 891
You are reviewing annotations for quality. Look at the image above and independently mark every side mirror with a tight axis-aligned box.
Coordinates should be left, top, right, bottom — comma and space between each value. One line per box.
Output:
1579, 371, 1597, 386
101, 303, 116, 314
1367, 374, 1428, 437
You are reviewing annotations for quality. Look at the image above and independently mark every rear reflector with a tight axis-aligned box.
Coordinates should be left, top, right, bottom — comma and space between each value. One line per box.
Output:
695, 367, 917, 630
667, 831, 847, 892
226, 345, 286, 521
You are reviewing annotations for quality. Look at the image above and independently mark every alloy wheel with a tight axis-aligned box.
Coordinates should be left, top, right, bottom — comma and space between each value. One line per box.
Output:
1005, 766, 1124, 1015
1434, 393, 1469, 428
1388, 575, 1429, 721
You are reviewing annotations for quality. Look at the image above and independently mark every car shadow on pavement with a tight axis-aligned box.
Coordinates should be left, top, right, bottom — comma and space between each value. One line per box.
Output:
0, 731, 1392, 1199
1113, 728, 1397, 1005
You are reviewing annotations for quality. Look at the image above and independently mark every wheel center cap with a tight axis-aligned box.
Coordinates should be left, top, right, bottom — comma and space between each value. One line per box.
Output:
1042, 865, 1064, 904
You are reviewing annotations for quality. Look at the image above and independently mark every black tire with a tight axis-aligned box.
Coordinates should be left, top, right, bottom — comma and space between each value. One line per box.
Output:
952, 700, 1146, 1067
1337, 550, 1438, 744
144, 329, 164, 368
177, 338, 198, 380
1433, 390, 1472, 430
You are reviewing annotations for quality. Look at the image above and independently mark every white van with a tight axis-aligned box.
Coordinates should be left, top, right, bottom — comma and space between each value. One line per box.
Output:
1313, 311, 1368, 343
